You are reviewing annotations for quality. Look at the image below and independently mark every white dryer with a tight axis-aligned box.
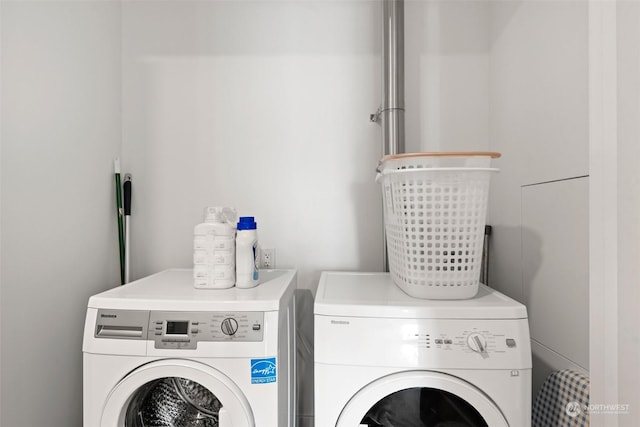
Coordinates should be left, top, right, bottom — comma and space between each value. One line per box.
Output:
314, 272, 532, 427
83, 268, 296, 427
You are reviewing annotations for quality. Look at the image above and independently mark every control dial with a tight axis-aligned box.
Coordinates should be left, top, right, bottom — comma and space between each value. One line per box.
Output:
467, 333, 487, 353
221, 318, 239, 336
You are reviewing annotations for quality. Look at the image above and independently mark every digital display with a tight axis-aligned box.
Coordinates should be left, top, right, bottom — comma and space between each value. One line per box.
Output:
166, 321, 189, 335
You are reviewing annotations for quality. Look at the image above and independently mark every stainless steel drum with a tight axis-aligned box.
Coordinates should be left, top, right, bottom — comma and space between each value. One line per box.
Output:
125, 377, 222, 427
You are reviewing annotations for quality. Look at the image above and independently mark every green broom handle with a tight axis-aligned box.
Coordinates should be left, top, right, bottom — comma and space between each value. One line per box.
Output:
115, 159, 125, 285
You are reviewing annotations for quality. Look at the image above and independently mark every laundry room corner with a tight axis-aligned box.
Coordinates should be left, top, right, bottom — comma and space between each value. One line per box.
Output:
2, 0, 639, 426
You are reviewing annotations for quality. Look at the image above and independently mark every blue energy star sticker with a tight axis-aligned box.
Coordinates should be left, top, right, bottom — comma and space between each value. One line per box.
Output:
250, 357, 277, 384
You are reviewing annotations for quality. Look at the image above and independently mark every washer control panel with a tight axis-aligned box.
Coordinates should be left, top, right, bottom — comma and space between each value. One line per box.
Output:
95, 309, 263, 350
149, 311, 264, 349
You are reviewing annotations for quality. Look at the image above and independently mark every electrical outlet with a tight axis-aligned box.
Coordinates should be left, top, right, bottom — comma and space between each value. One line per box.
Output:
260, 248, 276, 269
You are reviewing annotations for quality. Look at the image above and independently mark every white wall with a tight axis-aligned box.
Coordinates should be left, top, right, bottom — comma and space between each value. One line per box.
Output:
487, 0, 590, 398
0, 0, 3, 418
121, 0, 384, 287
404, 0, 490, 153
0, 1, 121, 425
589, 2, 640, 423
616, 1, 640, 423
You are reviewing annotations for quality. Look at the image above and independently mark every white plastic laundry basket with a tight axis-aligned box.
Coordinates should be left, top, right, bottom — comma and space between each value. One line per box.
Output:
377, 152, 500, 299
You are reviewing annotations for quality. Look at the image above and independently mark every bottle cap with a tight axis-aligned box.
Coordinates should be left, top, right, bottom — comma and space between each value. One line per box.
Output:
237, 216, 257, 230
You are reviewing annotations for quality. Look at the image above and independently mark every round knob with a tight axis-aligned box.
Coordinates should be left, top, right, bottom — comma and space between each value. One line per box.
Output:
467, 333, 487, 353
221, 318, 239, 336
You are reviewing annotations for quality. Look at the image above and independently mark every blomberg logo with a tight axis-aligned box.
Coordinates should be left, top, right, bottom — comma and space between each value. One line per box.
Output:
330, 320, 350, 325
100, 314, 117, 318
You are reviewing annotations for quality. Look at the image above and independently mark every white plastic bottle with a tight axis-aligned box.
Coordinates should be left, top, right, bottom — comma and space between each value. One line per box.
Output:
235, 216, 259, 288
193, 207, 237, 289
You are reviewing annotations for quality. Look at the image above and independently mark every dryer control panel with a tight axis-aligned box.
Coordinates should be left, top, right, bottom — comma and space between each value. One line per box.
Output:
95, 309, 264, 350
315, 316, 531, 369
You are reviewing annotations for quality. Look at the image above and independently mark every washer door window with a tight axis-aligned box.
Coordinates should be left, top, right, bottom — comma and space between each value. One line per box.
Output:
101, 359, 255, 427
338, 371, 508, 427
125, 377, 221, 426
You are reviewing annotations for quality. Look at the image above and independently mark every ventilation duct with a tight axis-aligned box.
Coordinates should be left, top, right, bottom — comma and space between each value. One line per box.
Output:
381, 0, 405, 156
375, 0, 405, 270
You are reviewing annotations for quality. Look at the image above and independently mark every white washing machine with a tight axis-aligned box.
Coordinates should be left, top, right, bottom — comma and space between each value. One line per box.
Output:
314, 272, 532, 427
83, 268, 296, 427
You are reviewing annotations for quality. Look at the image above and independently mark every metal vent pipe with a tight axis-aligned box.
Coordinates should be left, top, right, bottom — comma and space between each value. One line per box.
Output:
380, 0, 405, 271
382, 0, 405, 157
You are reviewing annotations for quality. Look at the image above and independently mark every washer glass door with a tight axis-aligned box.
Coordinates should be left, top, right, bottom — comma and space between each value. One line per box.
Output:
338, 371, 508, 427
101, 359, 255, 427
124, 376, 221, 426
